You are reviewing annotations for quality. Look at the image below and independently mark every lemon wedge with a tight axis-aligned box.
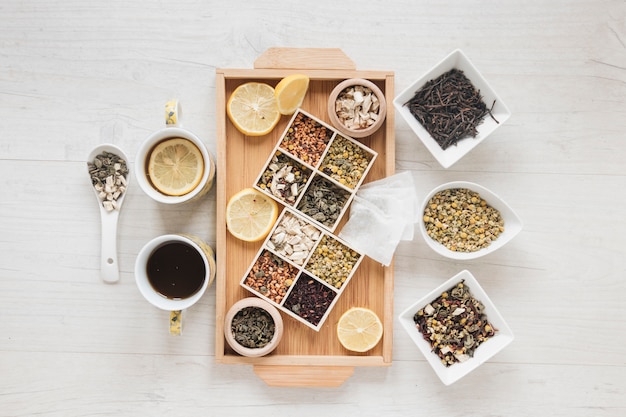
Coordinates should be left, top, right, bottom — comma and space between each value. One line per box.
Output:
275, 74, 310, 115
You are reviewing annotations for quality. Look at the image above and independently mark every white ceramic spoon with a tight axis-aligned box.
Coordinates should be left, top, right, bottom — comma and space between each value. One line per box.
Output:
87, 143, 130, 284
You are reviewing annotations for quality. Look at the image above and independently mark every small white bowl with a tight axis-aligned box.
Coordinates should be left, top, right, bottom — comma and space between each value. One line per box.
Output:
224, 297, 284, 357
394, 49, 511, 168
328, 78, 387, 139
419, 181, 522, 260
398, 270, 514, 385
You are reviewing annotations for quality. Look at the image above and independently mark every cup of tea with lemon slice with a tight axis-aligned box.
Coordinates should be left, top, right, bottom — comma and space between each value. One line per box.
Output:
135, 100, 216, 204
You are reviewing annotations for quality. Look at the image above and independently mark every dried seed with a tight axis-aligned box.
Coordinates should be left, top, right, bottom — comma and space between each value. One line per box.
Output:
88, 151, 128, 211
280, 112, 331, 167
267, 212, 322, 265
244, 250, 297, 304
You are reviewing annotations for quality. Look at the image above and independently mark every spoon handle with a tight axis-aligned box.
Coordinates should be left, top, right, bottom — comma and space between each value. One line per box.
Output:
100, 209, 120, 283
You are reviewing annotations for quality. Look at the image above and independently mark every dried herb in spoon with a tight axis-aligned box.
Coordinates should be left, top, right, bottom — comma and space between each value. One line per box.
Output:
404, 69, 497, 150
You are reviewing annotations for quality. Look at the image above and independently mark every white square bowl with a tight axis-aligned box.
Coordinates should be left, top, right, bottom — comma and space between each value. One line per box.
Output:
394, 49, 511, 168
398, 270, 514, 385
419, 181, 523, 260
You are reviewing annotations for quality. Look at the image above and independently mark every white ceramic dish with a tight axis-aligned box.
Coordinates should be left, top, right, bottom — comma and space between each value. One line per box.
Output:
394, 49, 511, 168
419, 181, 522, 260
398, 270, 514, 385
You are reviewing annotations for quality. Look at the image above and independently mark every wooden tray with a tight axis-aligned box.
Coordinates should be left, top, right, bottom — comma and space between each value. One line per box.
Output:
215, 48, 395, 387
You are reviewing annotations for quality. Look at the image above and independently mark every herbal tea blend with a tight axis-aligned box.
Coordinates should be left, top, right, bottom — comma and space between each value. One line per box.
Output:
283, 273, 337, 326
280, 111, 331, 166
231, 306, 276, 349
244, 250, 297, 304
257, 151, 312, 206
423, 188, 504, 252
320, 135, 373, 189
296, 175, 350, 228
413, 280, 497, 366
404, 69, 497, 150
88, 151, 129, 211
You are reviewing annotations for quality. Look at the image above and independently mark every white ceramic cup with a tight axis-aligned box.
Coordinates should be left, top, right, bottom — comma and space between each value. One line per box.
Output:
135, 233, 216, 335
135, 100, 216, 204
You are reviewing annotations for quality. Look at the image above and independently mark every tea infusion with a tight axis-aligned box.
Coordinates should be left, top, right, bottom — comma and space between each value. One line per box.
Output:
147, 242, 206, 299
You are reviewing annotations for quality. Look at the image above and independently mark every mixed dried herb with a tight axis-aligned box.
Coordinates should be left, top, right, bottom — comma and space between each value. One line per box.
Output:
244, 250, 297, 304
88, 151, 128, 211
257, 151, 311, 206
413, 280, 497, 366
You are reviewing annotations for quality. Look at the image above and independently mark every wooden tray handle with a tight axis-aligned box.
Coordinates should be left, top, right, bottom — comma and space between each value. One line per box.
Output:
253, 365, 354, 387
254, 47, 356, 70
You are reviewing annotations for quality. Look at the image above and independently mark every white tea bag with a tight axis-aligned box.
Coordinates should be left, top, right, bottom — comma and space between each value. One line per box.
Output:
339, 195, 405, 266
357, 171, 419, 240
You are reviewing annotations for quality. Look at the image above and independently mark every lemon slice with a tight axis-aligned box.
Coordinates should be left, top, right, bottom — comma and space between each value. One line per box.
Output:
275, 74, 310, 115
227, 82, 281, 136
337, 307, 383, 352
148, 138, 204, 196
226, 188, 279, 242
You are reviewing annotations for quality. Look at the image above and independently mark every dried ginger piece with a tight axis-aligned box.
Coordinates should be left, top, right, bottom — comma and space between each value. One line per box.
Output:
335, 85, 380, 130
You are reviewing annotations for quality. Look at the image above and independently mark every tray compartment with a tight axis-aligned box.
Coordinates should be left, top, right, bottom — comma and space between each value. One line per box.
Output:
278, 111, 332, 167
319, 134, 376, 189
282, 271, 338, 328
256, 150, 313, 207
240, 208, 364, 331
254, 109, 377, 233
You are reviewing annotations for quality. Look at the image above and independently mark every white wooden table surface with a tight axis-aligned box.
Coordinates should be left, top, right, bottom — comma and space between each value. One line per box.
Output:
1, 1, 625, 416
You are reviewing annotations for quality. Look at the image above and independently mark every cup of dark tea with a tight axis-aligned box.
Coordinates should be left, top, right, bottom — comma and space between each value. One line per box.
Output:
134, 234, 216, 335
